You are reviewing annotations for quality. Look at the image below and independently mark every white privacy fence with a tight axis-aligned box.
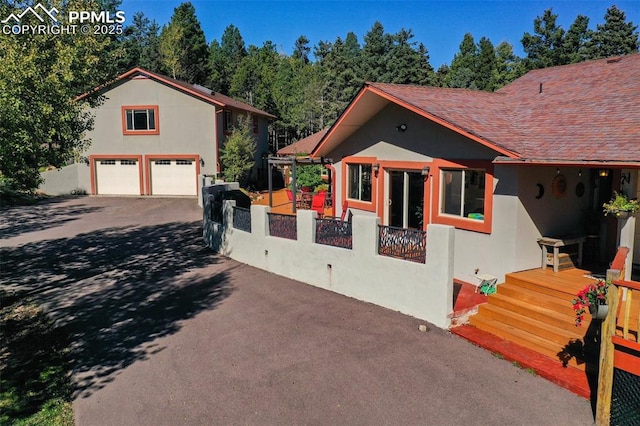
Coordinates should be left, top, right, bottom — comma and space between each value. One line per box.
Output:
203, 194, 455, 328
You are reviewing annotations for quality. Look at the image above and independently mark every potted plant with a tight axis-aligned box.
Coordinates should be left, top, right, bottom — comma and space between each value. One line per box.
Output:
571, 279, 609, 326
603, 191, 640, 218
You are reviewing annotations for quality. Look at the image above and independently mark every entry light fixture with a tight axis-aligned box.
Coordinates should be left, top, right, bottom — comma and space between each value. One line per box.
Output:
599, 169, 610, 177
200, 158, 205, 167
421, 166, 430, 176
556, 168, 560, 174
372, 163, 380, 176
396, 123, 408, 132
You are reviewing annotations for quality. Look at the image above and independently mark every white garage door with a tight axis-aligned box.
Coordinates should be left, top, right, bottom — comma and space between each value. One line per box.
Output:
150, 159, 197, 196
95, 159, 141, 195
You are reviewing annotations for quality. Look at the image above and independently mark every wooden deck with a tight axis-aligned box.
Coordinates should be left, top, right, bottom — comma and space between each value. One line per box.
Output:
252, 188, 334, 217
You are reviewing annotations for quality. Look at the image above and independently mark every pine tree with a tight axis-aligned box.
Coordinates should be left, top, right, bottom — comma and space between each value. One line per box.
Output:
493, 42, 525, 88
159, 2, 209, 84
590, 5, 639, 59
561, 15, 592, 64
445, 33, 478, 89
118, 12, 162, 73
522, 9, 566, 70
220, 115, 256, 184
209, 24, 247, 94
475, 37, 497, 91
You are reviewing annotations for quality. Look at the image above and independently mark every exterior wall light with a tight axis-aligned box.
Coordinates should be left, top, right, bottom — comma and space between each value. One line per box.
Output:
599, 169, 610, 177
396, 124, 407, 132
372, 163, 380, 176
421, 166, 430, 176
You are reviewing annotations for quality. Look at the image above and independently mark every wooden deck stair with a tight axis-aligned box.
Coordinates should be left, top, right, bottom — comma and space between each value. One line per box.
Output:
469, 268, 598, 371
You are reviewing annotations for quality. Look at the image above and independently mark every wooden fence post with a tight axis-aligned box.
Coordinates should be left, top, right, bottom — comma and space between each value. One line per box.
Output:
595, 269, 621, 425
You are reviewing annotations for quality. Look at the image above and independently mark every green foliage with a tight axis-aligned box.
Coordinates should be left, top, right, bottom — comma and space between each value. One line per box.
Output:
220, 115, 256, 183
209, 24, 247, 94
603, 191, 640, 216
292, 164, 324, 190
590, 5, 639, 59
1, 293, 73, 425
521, 9, 566, 70
0, 0, 117, 193
159, 2, 210, 83
118, 12, 162, 73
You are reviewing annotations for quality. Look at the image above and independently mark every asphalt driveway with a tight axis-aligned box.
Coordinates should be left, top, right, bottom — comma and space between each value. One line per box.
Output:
1, 197, 594, 425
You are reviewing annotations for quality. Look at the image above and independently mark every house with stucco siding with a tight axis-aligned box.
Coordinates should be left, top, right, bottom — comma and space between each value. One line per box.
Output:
310, 54, 640, 284
39, 67, 275, 197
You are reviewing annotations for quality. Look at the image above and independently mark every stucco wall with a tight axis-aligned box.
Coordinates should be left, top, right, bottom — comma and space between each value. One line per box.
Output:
323, 102, 607, 285
203, 194, 456, 329
86, 78, 218, 176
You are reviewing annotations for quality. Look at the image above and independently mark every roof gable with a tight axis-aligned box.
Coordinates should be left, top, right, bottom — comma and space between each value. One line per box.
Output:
78, 67, 276, 119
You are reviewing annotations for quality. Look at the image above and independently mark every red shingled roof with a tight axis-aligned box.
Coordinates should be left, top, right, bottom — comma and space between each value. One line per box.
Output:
79, 67, 276, 119
319, 54, 640, 164
277, 128, 329, 155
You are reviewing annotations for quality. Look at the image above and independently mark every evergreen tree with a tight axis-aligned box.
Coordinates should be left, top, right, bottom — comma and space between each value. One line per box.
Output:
522, 9, 566, 70
209, 24, 247, 94
361, 22, 393, 81
159, 2, 209, 83
475, 37, 497, 91
293, 35, 311, 64
387, 29, 435, 85
590, 5, 639, 58
493, 42, 525, 88
445, 33, 478, 89
118, 12, 162, 73
561, 15, 592, 64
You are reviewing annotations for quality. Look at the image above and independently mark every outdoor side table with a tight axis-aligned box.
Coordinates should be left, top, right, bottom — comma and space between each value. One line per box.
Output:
537, 235, 586, 273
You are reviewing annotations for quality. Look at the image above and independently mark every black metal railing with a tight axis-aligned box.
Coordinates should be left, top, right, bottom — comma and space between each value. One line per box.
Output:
315, 218, 352, 249
232, 206, 251, 233
378, 225, 427, 263
268, 213, 297, 240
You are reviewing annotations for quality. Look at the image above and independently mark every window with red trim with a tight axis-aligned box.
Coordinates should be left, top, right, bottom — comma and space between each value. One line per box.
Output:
440, 168, 486, 219
347, 163, 372, 202
433, 161, 493, 234
122, 106, 159, 135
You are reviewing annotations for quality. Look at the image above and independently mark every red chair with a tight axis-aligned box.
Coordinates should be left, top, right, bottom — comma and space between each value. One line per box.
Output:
285, 189, 294, 202
311, 192, 326, 217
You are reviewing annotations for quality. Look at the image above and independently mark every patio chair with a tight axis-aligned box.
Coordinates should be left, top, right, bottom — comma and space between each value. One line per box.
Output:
311, 192, 326, 217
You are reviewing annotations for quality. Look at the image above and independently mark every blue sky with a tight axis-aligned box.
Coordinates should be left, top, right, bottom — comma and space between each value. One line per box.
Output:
119, 1, 640, 67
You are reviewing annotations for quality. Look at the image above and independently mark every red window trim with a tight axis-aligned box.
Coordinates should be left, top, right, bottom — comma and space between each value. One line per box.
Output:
341, 156, 378, 213
431, 159, 494, 234
122, 105, 159, 135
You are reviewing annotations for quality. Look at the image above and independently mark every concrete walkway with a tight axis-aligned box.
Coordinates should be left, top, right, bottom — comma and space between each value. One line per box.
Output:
1, 197, 595, 425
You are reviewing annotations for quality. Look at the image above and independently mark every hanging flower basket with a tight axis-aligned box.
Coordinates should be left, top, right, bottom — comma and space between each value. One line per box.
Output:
603, 191, 639, 218
571, 279, 608, 326
588, 302, 609, 320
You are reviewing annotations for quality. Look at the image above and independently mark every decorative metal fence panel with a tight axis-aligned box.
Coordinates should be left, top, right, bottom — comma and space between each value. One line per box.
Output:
315, 218, 352, 249
268, 213, 297, 240
378, 225, 427, 263
610, 367, 640, 425
232, 206, 251, 233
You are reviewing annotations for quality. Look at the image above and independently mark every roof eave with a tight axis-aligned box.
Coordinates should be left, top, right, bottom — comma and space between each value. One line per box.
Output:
493, 156, 640, 167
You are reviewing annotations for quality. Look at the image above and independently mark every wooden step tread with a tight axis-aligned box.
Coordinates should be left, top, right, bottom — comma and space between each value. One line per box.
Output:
470, 315, 584, 370
488, 293, 575, 321
496, 284, 576, 314
476, 303, 583, 345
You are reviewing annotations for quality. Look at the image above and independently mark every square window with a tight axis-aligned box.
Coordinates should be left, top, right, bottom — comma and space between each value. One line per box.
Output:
122, 106, 159, 135
440, 168, 485, 219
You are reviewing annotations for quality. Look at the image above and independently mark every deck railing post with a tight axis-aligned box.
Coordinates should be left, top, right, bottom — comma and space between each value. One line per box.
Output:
596, 268, 621, 425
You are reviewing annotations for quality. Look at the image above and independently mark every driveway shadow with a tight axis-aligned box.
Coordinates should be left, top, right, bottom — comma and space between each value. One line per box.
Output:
0, 197, 102, 239
1, 219, 232, 398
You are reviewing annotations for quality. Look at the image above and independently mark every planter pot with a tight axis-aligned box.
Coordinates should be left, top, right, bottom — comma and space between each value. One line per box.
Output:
589, 303, 609, 320
615, 211, 632, 219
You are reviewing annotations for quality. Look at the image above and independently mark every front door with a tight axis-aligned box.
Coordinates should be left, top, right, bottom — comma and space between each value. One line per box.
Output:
388, 170, 425, 229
